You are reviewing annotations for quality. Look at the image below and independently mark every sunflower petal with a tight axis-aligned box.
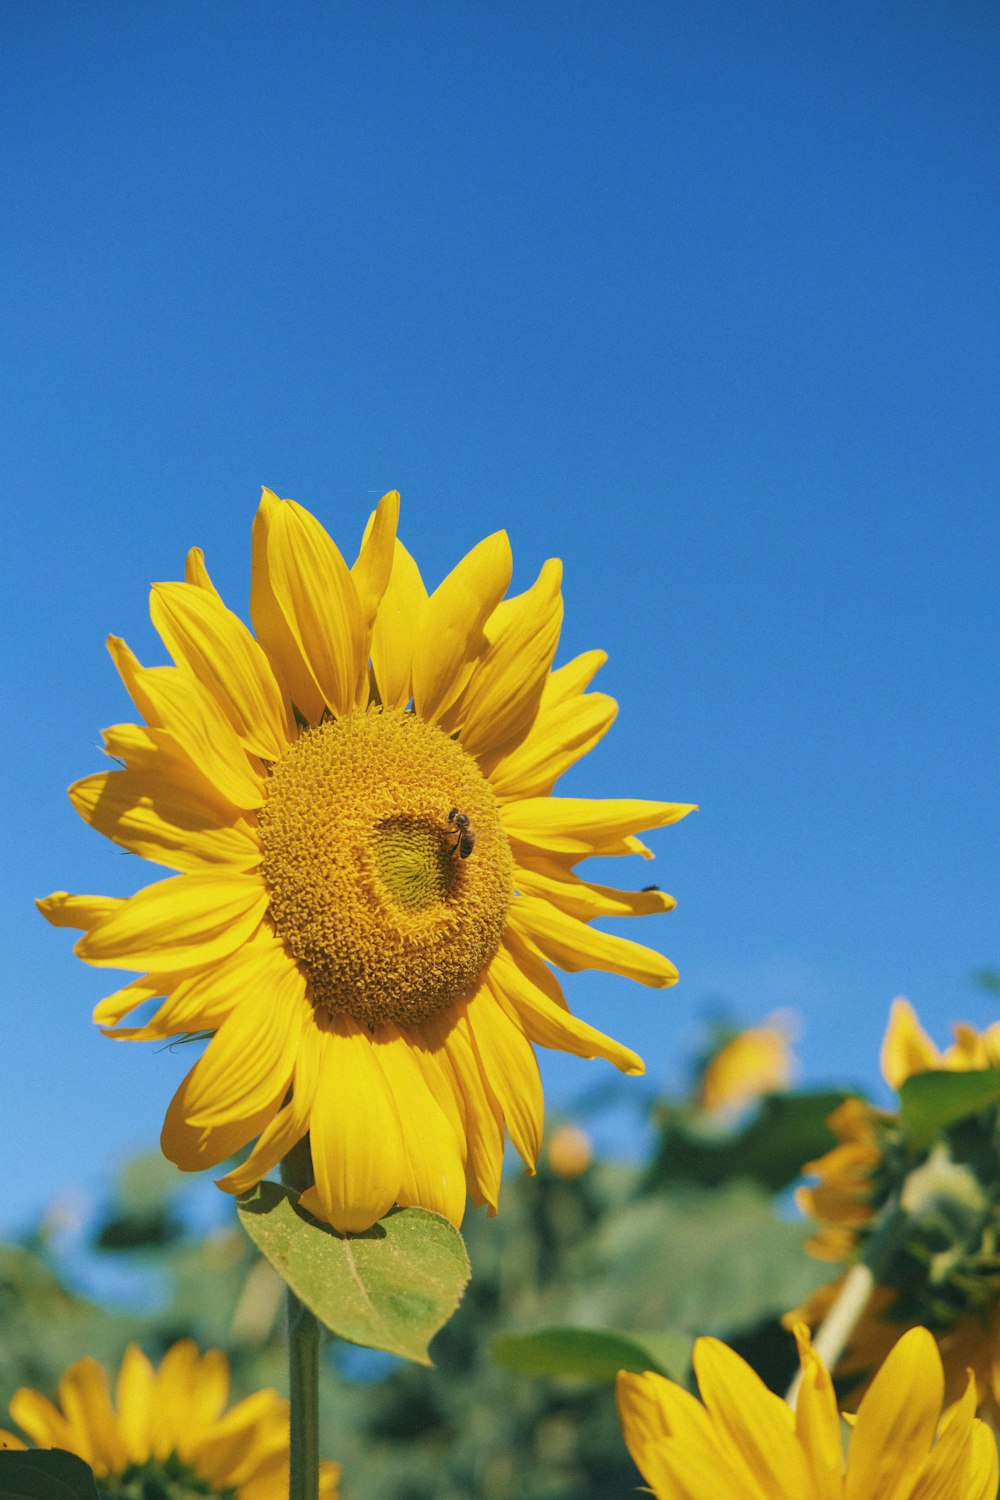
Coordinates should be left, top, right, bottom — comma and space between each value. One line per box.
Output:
370, 538, 429, 709
846, 1327, 943, 1500
161, 1057, 281, 1172
217, 1015, 322, 1195
372, 1026, 468, 1225
69, 769, 260, 873
489, 690, 618, 801
513, 860, 676, 920
352, 490, 401, 637
37, 892, 124, 930
75, 873, 268, 972
420, 1005, 505, 1212
509, 895, 678, 987
465, 989, 543, 1169
251, 489, 325, 723
150, 581, 293, 760
503, 795, 696, 860
412, 531, 513, 726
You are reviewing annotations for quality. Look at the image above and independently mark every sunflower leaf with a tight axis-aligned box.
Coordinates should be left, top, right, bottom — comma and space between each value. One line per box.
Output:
490, 1325, 691, 1382
236, 1182, 470, 1364
0, 1449, 100, 1500
899, 1067, 1000, 1150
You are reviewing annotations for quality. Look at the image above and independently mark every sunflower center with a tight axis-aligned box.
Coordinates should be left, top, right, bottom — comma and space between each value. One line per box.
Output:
258, 707, 512, 1026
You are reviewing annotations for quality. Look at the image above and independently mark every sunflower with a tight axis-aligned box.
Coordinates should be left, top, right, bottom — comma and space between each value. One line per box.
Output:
40, 490, 693, 1232
788, 999, 1000, 1423
616, 1324, 998, 1500
0, 1340, 339, 1498
697, 1014, 795, 1116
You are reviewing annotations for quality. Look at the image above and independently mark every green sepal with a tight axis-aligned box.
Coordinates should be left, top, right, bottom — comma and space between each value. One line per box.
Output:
0, 1449, 100, 1500
237, 1182, 470, 1364
899, 1068, 1000, 1151
490, 1325, 691, 1382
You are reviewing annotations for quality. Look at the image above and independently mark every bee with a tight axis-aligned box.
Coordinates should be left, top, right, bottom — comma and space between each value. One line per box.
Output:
447, 807, 476, 859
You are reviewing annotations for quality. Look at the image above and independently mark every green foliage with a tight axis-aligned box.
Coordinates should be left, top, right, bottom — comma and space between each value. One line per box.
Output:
645, 1089, 853, 1193
0, 1449, 99, 1500
237, 1185, 470, 1364
491, 1327, 690, 1381
899, 1068, 1000, 1151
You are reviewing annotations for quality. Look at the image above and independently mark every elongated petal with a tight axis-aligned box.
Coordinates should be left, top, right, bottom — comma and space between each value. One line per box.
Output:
352, 490, 401, 636
107, 638, 264, 810
161, 1057, 281, 1171
412, 531, 513, 726
251, 489, 325, 723
37, 892, 124, 930
101, 928, 281, 1037
75, 873, 268, 972
93, 974, 170, 1029
616, 1370, 749, 1500
880, 998, 940, 1089
8, 1389, 76, 1453
465, 989, 543, 1168
420, 1005, 505, 1212
150, 581, 293, 759
846, 1327, 943, 1500
56, 1360, 128, 1475
99, 723, 243, 819
301, 1014, 406, 1232
115, 1345, 155, 1464
459, 559, 563, 767
181, 953, 309, 1128
217, 1014, 322, 1194
488, 936, 644, 1074
184, 546, 222, 596
372, 1026, 468, 1225
262, 496, 367, 715
693, 1338, 807, 1497
489, 690, 618, 801
503, 795, 696, 860
69, 770, 260, 873
509, 895, 678, 987
370, 537, 428, 709
513, 860, 676, 920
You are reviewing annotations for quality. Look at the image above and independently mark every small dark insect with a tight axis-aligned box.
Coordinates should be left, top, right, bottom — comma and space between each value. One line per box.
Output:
641, 884, 660, 892
447, 807, 476, 859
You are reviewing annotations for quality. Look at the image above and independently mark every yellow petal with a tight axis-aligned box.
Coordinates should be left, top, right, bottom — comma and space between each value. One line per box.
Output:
8, 1389, 75, 1453
37, 892, 124, 930
412, 531, 513, 726
100, 928, 281, 1037
503, 795, 697, 860
75, 873, 268, 972
100, 722, 244, 819
107, 637, 264, 810
56, 1358, 129, 1475
94, 974, 169, 1029
421, 1004, 505, 1212
910, 1374, 978, 1500
489, 689, 618, 801
150, 581, 293, 760
465, 989, 543, 1168
0, 1432, 27, 1451
184, 546, 222, 596
351, 490, 401, 637
370, 537, 428, 709
791, 1327, 844, 1500
513, 859, 676, 920
693, 1338, 807, 1498
880, 998, 941, 1089
161, 1057, 281, 1172
846, 1327, 943, 1500
115, 1344, 155, 1464
508, 894, 679, 987
616, 1369, 748, 1500
217, 1013, 322, 1195
301, 1013, 406, 1232
251, 488, 325, 724
262, 496, 367, 716
372, 1026, 468, 1225
489, 935, 644, 1074
69, 770, 261, 873
458, 558, 564, 769
181, 967, 308, 1131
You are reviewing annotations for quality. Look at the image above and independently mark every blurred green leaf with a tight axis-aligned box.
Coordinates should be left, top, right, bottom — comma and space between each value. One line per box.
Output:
645, 1090, 852, 1194
490, 1325, 690, 1381
971, 969, 1000, 995
237, 1183, 470, 1364
0, 1449, 99, 1500
899, 1068, 1000, 1151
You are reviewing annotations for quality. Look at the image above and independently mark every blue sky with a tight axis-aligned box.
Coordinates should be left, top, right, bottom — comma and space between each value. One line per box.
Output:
4, 1, 998, 1237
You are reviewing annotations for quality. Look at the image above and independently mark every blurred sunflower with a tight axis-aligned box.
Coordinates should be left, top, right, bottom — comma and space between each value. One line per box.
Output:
0, 1340, 339, 1498
698, 1013, 795, 1116
40, 490, 693, 1231
788, 999, 1000, 1422
616, 1323, 998, 1499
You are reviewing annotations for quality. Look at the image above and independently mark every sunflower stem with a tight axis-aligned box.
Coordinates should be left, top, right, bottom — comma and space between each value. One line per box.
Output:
281, 1140, 320, 1500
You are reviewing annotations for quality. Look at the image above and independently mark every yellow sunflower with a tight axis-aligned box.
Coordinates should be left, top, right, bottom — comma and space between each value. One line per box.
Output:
40, 489, 693, 1232
0, 1339, 339, 1498
616, 1324, 998, 1500
698, 1014, 795, 1116
788, 999, 1000, 1424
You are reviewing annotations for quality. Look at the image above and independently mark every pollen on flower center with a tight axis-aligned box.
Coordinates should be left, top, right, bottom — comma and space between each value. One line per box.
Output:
258, 707, 513, 1027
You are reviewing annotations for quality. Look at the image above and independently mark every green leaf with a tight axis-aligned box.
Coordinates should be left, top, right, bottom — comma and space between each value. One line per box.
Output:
645, 1090, 853, 1194
237, 1182, 470, 1364
0, 1449, 100, 1500
899, 1068, 1000, 1150
490, 1325, 691, 1382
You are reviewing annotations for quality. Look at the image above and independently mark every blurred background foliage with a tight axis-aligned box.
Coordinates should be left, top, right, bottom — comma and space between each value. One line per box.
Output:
1, 1019, 858, 1499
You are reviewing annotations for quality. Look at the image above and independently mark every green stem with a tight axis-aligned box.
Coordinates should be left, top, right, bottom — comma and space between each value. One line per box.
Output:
281, 1139, 320, 1500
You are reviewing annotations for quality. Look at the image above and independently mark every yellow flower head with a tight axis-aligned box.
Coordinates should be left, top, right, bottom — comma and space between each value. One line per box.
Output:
0, 1339, 339, 1498
789, 999, 1000, 1423
698, 1014, 795, 1116
41, 491, 694, 1231
616, 1325, 998, 1499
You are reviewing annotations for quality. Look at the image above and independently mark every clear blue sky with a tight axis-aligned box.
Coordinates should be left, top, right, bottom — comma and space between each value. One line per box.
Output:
4, 1, 998, 1237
